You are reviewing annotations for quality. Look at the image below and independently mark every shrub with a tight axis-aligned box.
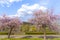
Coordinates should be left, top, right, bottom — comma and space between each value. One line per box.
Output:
25, 32, 57, 35
0, 32, 14, 35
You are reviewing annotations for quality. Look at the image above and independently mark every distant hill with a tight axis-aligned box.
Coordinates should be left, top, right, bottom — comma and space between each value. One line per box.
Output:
23, 21, 33, 25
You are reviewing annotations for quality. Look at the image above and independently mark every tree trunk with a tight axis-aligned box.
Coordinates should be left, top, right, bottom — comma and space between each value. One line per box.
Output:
43, 28, 46, 40
8, 28, 13, 38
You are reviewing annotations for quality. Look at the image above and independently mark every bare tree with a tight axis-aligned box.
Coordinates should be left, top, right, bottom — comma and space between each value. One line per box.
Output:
29, 10, 60, 40
0, 14, 22, 38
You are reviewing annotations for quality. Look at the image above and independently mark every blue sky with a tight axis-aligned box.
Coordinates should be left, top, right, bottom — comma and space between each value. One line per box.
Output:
0, 0, 60, 21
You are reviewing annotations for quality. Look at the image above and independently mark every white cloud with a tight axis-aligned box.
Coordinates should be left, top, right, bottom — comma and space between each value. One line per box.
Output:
0, 0, 22, 7
9, 0, 22, 2
39, 6, 47, 11
16, 4, 47, 17
2, 4, 47, 18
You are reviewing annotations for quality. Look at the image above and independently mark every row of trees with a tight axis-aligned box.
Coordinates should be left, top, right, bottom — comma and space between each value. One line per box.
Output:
0, 9, 60, 40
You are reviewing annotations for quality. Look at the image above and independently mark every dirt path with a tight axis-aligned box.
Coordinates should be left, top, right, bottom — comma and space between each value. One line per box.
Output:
0, 35, 60, 38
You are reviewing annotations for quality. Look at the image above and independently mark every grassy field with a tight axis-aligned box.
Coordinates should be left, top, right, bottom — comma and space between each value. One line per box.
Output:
0, 38, 60, 40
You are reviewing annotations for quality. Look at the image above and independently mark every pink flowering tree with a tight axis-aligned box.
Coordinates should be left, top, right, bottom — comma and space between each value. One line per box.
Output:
29, 10, 60, 40
0, 14, 22, 38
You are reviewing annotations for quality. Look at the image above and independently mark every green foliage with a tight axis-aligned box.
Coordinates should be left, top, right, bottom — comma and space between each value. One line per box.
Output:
21, 24, 30, 32
29, 25, 37, 32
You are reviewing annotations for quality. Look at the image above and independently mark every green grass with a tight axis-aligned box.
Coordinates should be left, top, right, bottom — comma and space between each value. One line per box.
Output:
0, 38, 60, 40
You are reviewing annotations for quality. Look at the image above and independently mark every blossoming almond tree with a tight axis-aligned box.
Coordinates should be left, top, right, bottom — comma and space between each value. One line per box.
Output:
0, 14, 22, 38
29, 10, 60, 40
